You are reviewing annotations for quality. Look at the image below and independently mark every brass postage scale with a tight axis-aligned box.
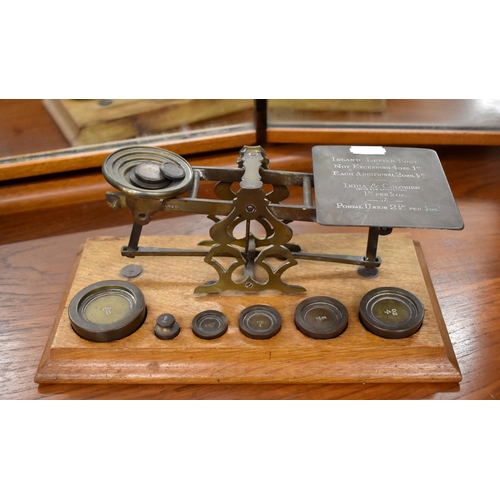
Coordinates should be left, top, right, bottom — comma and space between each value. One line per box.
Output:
35, 145, 464, 384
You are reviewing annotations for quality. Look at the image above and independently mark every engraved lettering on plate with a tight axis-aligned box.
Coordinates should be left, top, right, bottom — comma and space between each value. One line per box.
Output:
312, 146, 464, 230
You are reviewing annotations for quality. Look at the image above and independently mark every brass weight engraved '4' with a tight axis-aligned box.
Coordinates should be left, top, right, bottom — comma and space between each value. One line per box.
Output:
196, 146, 305, 294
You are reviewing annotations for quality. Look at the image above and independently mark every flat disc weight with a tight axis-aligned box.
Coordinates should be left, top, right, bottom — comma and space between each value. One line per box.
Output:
359, 287, 424, 339
238, 305, 282, 340
294, 296, 348, 339
192, 310, 228, 340
68, 280, 146, 342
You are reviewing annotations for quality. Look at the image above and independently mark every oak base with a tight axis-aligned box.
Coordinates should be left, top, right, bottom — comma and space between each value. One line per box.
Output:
35, 234, 461, 384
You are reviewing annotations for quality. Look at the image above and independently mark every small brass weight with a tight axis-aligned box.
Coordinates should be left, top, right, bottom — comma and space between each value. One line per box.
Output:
103, 145, 387, 294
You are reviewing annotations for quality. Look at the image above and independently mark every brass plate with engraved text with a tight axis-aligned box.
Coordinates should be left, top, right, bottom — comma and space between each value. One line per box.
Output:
312, 146, 464, 229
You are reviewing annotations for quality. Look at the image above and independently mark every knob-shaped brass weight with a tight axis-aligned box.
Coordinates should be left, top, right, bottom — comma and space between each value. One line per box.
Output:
154, 313, 181, 340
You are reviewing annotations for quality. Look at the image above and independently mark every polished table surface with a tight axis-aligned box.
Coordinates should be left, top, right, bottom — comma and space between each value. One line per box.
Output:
1, 144, 500, 399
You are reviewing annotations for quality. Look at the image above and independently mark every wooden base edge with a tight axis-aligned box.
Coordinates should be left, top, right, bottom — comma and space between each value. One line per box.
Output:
35, 346, 461, 384
413, 241, 462, 378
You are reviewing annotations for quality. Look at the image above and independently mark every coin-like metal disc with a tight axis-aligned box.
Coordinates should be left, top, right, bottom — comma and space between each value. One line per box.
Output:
294, 296, 348, 339
68, 280, 146, 342
120, 264, 143, 279
160, 161, 186, 181
192, 310, 228, 340
129, 162, 172, 189
238, 305, 282, 340
359, 287, 424, 339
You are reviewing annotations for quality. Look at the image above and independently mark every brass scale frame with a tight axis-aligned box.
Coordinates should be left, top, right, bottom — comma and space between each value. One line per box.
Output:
104, 145, 388, 294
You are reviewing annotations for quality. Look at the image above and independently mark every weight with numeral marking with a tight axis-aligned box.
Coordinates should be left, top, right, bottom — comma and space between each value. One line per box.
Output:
294, 296, 348, 339
68, 280, 147, 342
192, 310, 228, 340
238, 305, 282, 340
359, 287, 424, 339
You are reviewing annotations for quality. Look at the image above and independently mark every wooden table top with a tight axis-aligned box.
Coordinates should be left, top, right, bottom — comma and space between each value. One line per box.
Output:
1, 144, 500, 399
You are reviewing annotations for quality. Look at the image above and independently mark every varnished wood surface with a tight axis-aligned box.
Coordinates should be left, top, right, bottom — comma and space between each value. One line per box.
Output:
0, 100, 70, 157
269, 99, 500, 129
268, 126, 500, 146
35, 234, 460, 384
1, 144, 500, 399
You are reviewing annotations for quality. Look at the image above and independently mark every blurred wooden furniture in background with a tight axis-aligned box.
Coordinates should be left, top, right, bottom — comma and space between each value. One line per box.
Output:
43, 99, 254, 146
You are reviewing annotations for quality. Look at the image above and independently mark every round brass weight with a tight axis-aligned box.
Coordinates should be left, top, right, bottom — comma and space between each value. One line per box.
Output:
294, 296, 348, 339
68, 280, 147, 342
192, 310, 228, 340
238, 305, 282, 340
154, 313, 181, 340
359, 287, 424, 339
